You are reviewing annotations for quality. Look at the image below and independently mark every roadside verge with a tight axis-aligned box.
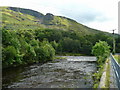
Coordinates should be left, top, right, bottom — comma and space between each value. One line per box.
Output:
99, 58, 118, 88
99, 59, 109, 88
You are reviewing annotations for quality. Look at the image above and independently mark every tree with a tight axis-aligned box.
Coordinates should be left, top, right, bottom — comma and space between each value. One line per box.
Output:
39, 40, 55, 61
92, 41, 110, 64
50, 41, 58, 50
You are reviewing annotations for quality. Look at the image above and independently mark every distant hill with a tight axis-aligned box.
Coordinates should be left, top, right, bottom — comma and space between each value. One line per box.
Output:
1, 6, 114, 36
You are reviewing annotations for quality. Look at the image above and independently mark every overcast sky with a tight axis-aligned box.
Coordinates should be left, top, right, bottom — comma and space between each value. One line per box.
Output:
1, 0, 119, 33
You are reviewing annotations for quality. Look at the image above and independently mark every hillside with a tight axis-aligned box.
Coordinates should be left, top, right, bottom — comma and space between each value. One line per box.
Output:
1, 6, 110, 36
2, 6, 120, 69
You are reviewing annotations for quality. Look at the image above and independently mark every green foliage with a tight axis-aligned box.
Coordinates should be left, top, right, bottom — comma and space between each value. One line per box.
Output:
2, 30, 55, 68
92, 41, 110, 88
35, 29, 62, 42
114, 55, 120, 64
3, 46, 17, 65
93, 63, 104, 88
50, 41, 58, 50
92, 41, 110, 64
40, 40, 55, 61
105, 60, 110, 88
51, 16, 69, 27
60, 37, 80, 53
115, 35, 120, 53
3, 27, 118, 69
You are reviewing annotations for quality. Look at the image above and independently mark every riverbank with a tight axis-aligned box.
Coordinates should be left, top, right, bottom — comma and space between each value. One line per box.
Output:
99, 59, 110, 88
94, 57, 119, 88
56, 53, 88, 56
2, 56, 65, 69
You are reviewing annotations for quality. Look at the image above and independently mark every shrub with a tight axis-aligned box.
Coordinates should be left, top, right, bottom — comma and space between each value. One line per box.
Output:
92, 41, 110, 64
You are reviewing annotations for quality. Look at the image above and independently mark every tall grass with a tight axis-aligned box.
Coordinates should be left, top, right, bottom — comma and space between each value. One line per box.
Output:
114, 55, 120, 64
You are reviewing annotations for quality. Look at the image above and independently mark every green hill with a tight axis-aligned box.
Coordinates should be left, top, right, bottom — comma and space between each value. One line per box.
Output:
1, 7, 44, 30
1, 6, 111, 36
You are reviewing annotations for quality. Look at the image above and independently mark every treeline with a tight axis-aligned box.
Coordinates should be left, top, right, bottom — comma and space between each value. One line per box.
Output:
2, 28, 120, 68
35, 28, 120, 54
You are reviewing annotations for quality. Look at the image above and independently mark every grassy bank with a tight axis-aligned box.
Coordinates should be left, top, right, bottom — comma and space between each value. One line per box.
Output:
93, 59, 110, 88
105, 59, 110, 88
56, 52, 87, 56
114, 55, 120, 64
93, 64, 104, 88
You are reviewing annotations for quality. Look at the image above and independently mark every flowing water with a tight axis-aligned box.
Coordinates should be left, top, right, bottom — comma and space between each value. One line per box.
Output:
2, 56, 97, 88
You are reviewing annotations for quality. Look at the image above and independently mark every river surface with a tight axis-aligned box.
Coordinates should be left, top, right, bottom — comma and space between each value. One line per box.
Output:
3, 56, 97, 88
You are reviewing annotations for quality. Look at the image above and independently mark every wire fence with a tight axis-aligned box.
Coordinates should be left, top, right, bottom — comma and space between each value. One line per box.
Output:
110, 53, 120, 89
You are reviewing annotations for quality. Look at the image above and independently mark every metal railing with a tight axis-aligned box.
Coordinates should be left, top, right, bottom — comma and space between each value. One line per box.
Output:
110, 53, 120, 89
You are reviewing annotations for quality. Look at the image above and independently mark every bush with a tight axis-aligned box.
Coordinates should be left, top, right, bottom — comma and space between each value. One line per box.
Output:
39, 40, 55, 61
2, 30, 55, 68
92, 41, 110, 64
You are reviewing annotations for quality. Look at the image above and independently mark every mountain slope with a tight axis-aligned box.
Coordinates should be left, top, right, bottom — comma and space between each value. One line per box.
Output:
2, 7, 45, 30
1, 6, 112, 36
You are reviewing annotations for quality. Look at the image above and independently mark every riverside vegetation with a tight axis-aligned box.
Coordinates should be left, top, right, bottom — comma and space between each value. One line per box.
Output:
2, 7, 120, 70
92, 41, 110, 88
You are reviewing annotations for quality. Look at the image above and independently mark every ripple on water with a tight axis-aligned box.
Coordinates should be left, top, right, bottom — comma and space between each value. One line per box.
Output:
3, 57, 97, 88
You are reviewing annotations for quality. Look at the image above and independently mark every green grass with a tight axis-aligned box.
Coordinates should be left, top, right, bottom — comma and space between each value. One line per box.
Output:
2, 7, 44, 30
56, 52, 86, 56
114, 55, 120, 64
93, 59, 110, 88
93, 64, 104, 88
53, 56, 67, 60
105, 59, 110, 88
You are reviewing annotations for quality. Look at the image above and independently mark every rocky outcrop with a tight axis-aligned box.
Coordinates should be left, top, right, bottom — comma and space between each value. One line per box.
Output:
42, 13, 54, 25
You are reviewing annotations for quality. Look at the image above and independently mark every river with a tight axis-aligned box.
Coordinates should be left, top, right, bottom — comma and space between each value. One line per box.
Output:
2, 56, 97, 88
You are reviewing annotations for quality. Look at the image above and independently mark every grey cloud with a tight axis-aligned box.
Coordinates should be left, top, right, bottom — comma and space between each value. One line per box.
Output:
40, 1, 110, 24
59, 6, 109, 24
77, 12, 108, 23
